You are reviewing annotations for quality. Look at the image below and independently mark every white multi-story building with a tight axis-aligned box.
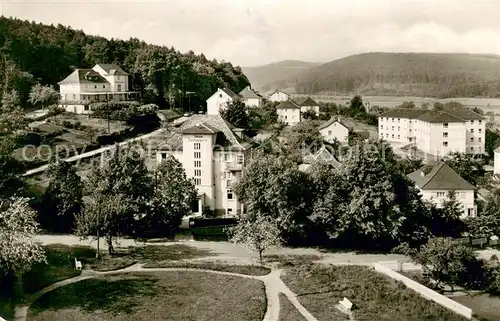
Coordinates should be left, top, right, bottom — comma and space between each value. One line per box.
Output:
378, 108, 485, 156
58, 63, 139, 114
269, 90, 291, 102
408, 162, 476, 218
276, 100, 301, 126
239, 86, 263, 107
206, 88, 240, 115
154, 113, 254, 217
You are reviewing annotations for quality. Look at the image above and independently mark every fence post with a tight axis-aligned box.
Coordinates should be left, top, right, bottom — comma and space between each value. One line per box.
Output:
397, 260, 403, 272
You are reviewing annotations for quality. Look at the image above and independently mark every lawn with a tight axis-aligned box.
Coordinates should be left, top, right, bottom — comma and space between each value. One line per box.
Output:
27, 271, 267, 321
453, 294, 500, 321
143, 261, 271, 276
278, 293, 306, 321
281, 264, 469, 321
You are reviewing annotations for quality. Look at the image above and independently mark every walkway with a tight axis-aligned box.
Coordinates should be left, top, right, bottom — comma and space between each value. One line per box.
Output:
13, 263, 341, 321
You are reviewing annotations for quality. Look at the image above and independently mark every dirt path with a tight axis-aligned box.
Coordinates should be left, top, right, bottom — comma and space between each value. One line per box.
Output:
14, 264, 320, 321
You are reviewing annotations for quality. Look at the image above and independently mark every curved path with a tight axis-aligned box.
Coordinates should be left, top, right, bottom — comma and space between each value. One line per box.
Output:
14, 263, 343, 321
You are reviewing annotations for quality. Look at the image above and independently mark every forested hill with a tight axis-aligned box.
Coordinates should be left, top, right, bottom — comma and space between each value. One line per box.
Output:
264, 52, 500, 98
0, 17, 249, 109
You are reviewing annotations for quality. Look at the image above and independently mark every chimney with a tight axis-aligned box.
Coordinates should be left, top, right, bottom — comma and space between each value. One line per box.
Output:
233, 128, 244, 138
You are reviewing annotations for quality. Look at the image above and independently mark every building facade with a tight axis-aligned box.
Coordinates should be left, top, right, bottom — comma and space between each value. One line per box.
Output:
58, 63, 139, 114
239, 86, 263, 107
276, 100, 301, 126
269, 90, 291, 102
408, 162, 476, 218
206, 88, 240, 115
155, 113, 254, 217
378, 108, 485, 156
318, 117, 350, 144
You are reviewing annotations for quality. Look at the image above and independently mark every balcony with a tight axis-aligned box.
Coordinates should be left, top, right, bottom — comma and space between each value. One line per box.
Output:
226, 161, 243, 171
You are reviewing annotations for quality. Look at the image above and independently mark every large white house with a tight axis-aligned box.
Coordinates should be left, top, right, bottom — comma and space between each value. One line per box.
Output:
206, 88, 240, 115
239, 86, 263, 107
408, 162, 476, 218
378, 107, 485, 156
154, 113, 254, 217
269, 90, 291, 102
318, 117, 351, 144
58, 63, 138, 114
299, 97, 320, 116
276, 100, 301, 126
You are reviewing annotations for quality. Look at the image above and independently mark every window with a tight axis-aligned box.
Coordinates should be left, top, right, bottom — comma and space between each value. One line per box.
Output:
479, 137, 482, 142
443, 142, 448, 147
194, 143, 201, 150
103, 85, 105, 88
219, 94, 223, 98
227, 189, 233, 200
194, 152, 201, 159
471, 147, 474, 152
409, 129, 412, 132
72, 94, 76, 100
162, 153, 168, 160
398, 118, 400, 123
397, 127, 400, 131
194, 178, 201, 185
468, 208, 474, 216
328, 130, 333, 135
227, 208, 233, 215
237, 155, 244, 164
285, 116, 287, 119
479, 120, 482, 124
391, 118, 394, 122
471, 137, 474, 142
460, 192, 466, 199
224, 154, 229, 161
392, 126, 394, 130
194, 160, 201, 167
391, 134, 394, 138
386, 133, 388, 138
443, 132, 448, 137
471, 129, 474, 134
397, 135, 400, 139
437, 192, 446, 197
194, 169, 201, 176
479, 129, 482, 133
443, 123, 448, 128
471, 120, 474, 125
84, 105, 90, 111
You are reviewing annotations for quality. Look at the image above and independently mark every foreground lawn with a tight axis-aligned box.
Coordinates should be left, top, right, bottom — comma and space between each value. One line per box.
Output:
278, 293, 306, 321
453, 294, 500, 321
28, 271, 266, 321
143, 261, 271, 276
281, 264, 468, 321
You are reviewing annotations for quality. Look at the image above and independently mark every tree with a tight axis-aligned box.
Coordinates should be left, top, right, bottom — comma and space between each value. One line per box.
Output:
28, 84, 59, 109
349, 95, 365, 114
396, 101, 416, 109
444, 152, 484, 186
147, 156, 197, 235
485, 129, 500, 158
428, 191, 466, 238
466, 189, 500, 237
220, 100, 250, 129
301, 110, 318, 120
0, 89, 26, 132
228, 214, 282, 264
0, 138, 25, 198
41, 159, 83, 232
283, 120, 323, 162
0, 197, 45, 278
406, 237, 483, 291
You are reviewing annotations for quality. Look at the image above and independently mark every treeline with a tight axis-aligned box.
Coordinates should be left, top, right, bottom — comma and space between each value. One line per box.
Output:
286, 53, 500, 98
0, 17, 249, 109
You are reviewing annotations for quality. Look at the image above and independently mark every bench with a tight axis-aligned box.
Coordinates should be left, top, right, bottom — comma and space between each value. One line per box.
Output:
74, 257, 82, 270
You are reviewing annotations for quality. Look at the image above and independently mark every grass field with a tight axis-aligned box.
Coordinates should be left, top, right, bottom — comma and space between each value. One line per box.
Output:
281, 264, 468, 321
278, 293, 306, 321
453, 294, 500, 321
27, 271, 267, 321
142, 261, 271, 276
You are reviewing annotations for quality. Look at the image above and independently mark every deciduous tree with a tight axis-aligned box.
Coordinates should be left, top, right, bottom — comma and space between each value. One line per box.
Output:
28, 84, 59, 109
220, 100, 250, 129
444, 152, 483, 186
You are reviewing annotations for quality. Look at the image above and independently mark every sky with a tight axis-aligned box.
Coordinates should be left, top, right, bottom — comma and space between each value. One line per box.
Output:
1, 0, 500, 67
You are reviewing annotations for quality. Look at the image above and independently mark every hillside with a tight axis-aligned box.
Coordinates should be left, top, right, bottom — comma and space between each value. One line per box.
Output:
262, 53, 500, 98
242, 60, 322, 92
0, 17, 249, 110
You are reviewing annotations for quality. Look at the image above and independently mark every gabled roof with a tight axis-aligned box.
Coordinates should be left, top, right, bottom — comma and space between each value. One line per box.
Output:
416, 111, 465, 123
58, 69, 109, 85
277, 100, 301, 110
300, 97, 319, 106
220, 88, 240, 100
269, 90, 290, 97
156, 114, 254, 151
303, 145, 341, 168
95, 63, 128, 76
407, 162, 475, 190
378, 109, 430, 119
379, 107, 485, 123
182, 123, 220, 135
318, 117, 352, 131
441, 105, 485, 120
239, 86, 262, 99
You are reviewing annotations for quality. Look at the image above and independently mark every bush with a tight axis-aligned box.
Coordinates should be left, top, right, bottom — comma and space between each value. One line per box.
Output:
90, 101, 141, 121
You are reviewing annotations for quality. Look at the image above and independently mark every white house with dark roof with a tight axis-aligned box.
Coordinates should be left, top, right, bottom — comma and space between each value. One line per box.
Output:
407, 162, 476, 218
378, 107, 485, 156
206, 88, 240, 115
299, 97, 320, 116
239, 86, 263, 108
276, 100, 301, 126
319, 116, 351, 144
154, 113, 255, 217
269, 90, 291, 102
58, 63, 138, 114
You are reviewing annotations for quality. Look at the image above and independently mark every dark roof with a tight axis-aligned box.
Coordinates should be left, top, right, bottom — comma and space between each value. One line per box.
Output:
182, 123, 220, 135
239, 86, 262, 99
58, 69, 109, 85
303, 146, 341, 168
220, 88, 240, 99
270, 90, 290, 96
378, 109, 429, 119
95, 63, 128, 76
379, 107, 485, 123
407, 162, 475, 190
277, 100, 301, 110
300, 97, 319, 106
318, 117, 352, 131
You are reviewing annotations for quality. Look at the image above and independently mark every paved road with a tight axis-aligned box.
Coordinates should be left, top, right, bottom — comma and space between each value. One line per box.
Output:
23, 128, 163, 176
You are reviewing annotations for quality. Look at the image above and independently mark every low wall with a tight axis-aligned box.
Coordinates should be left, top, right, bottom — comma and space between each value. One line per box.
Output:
373, 262, 472, 320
